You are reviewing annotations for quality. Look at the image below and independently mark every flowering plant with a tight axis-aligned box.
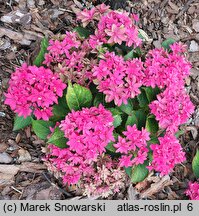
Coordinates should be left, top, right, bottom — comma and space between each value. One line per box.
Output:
5, 4, 198, 198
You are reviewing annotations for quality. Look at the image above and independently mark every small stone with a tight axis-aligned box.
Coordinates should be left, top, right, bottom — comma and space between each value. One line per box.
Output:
153, 40, 162, 48
0, 152, 13, 164
0, 112, 6, 117
189, 40, 199, 52
18, 149, 31, 162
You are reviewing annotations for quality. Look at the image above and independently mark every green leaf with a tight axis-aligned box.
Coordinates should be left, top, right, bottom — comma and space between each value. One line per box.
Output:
119, 99, 133, 115
125, 167, 132, 178
161, 38, 176, 50
106, 142, 116, 153
131, 161, 149, 183
66, 82, 92, 111
125, 112, 137, 128
142, 86, 160, 103
137, 89, 149, 108
147, 136, 159, 145
109, 108, 122, 128
32, 119, 55, 140
192, 149, 199, 178
93, 93, 103, 107
13, 115, 32, 131
125, 109, 147, 130
175, 129, 184, 138
124, 50, 134, 60
51, 90, 70, 121
146, 115, 159, 134
33, 37, 49, 66
47, 127, 67, 148
74, 27, 91, 38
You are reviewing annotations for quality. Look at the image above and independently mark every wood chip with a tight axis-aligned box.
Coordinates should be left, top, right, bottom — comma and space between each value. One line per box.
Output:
18, 162, 46, 173
140, 175, 173, 199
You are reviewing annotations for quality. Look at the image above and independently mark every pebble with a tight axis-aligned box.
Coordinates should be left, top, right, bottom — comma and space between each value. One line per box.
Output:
0, 152, 13, 164
0, 112, 6, 117
189, 40, 199, 52
18, 148, 31, 162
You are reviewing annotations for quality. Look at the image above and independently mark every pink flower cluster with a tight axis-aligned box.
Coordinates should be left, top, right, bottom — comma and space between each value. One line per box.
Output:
76, 3, 110, 27
76, 4, 141, 48
45, 149, 126, 197
93, 52, 144, 106
185, 181, 199, 200
149, 87, 194, 133
60, 105, 114, 161
89, 10, 141, 48
148, 134, 185, 175
114, 125, 150, 167
143, 43, 191, 89
5, 64, 66, 120
80, 155, 126, 197
46, 105, 114, 185
146, 43, 194, 175
44, 31, 94, 85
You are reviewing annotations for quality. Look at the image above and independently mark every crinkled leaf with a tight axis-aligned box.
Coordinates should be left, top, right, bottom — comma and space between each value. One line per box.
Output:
109, 108, 122, 128
106, 142, 116, 153
131, 161, 149, 183
33, 37, 49, 66
175, 129, 184, 138
138, 29, 151, 42
125, 167, 132, 178
142, 86, 160, 103
192, 149, 199, 178
124, 50, 134, 60
137, 89, 149, 108
161, 38, 176, 50
66, 82, 92, 111
125, 109, 147, 130
93, 93, 104, 107
147, 136, 159, 145
74, 26, 92, 38
125, 112, 137, 128
119, 99, 133, 115
47, 127, 67, 148
51, 90, 70, 121
32, 119, 55, 140
146, 115, 159, 134
13, 115, 32, 131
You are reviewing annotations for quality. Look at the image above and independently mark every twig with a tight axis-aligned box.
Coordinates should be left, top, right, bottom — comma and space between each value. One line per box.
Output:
42, 172, 73, 197
11, 186, 22, 194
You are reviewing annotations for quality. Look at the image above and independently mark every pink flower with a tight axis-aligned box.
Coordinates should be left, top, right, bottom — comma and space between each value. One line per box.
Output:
105, 24, 126, 44
89, 10, 141, 48
76, 7, 96, 27
119, 155, 133, 167
149, 87, 194, 133
4, 64, 66, 120
45, 146, 126, 197
143, 43, 191, 88
93, 52, 145, 106
185, 182, 199, 200
148, 134, 186, 175
44, 32, 94, 85
114, 125, 150, 167
95, 3, 110, 15
60, 105, 115, 161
